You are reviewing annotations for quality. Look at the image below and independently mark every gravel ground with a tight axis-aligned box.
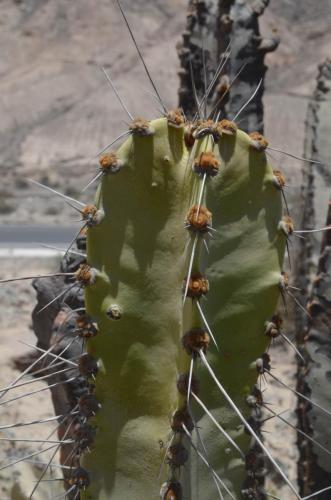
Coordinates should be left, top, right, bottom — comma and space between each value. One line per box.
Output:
0, 257, 64, 499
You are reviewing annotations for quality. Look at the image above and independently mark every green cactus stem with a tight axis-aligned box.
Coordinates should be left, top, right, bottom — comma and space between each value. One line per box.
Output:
78, 113, 285, 500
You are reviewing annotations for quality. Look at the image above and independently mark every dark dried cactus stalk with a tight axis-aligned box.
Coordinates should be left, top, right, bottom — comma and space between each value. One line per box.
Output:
297, 203, 331, 499
177, 0, 221, 117
16, 238, 89, 492
177, 0, 279, 132
298, 58, 331, 306
297, 58, 331, 499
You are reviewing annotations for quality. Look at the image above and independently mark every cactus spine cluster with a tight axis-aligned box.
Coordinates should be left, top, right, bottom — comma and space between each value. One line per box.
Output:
68, 110, 287, 499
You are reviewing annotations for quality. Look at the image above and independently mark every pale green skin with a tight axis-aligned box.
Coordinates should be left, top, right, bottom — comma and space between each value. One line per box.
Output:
82, 118, 284, 499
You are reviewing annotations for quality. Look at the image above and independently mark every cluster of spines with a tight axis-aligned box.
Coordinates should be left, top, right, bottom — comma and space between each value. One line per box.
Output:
61, 313, 101, 497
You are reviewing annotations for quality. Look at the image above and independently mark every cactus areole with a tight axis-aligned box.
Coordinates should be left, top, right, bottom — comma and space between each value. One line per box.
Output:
78, 114, 285, 499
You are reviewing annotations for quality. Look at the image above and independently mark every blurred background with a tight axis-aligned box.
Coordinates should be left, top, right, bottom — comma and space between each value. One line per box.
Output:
1, 0, 331, 498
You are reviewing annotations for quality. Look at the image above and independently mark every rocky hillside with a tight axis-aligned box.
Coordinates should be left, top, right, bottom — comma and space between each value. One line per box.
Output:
0, 0, 330, 223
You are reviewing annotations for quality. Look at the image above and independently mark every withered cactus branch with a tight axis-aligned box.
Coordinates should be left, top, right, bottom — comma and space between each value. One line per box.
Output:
177, 0, 279, 132
297, 58, 331, 499
297, 203, 331, 499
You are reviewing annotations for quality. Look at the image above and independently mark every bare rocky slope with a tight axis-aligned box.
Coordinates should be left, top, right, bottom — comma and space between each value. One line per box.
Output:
0, 0, 330, 224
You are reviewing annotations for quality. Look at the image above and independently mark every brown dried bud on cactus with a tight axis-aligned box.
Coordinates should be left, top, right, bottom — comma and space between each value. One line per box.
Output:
75, 264, 97, 286
183, 272, 209, 299
186, 205, 212, 232
218, 119, 238, 135
278, 215, 294, 236
182, 327, 210, 356
177, 372, 199, 396
167, 108, 185, 128
249, 131, 269, 151
167, 443, 189, 468
99, 152, 123, 174
129, 118, 154, 136
193, 152, 220, 177
171, 406, 194, 433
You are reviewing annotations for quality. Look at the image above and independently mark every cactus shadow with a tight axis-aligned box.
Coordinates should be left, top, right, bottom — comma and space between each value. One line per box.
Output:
167, 126, 185, 163
98, 134, 182, 296
219, 134, 236, 164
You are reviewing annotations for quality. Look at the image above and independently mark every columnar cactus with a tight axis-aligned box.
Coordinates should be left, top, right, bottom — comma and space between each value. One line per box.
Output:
226, 0, 280, 133
296, 58, 331, 499
177, 0, 279, 131
297, 204, 331, 499
73, 113, 287, 499
297, 58, 331, 311
177, 0, 221, 116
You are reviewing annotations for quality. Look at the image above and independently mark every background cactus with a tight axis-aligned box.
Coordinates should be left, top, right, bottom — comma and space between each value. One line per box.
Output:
177, 0, 279, 131
297, 59, 331, 308
297, 205, 331, 499
296, 59, 331, 499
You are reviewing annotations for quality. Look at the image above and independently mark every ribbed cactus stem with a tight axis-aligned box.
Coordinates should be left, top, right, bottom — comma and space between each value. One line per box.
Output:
78, 113, 285, 499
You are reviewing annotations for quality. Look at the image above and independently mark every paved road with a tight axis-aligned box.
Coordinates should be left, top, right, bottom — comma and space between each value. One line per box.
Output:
0, 225, 78, 256
0, 225, 77, 246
